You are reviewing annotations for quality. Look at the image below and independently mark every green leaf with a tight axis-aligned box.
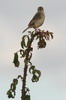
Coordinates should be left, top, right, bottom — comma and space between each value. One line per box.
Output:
7, 90, 15, 98
21, 35, 31, 48
21, 38, 25, 49
18, 75, 23, 79
31, 69, 41, 82
13, 53, 20, 67
25, 95, 30, 100
28, 52, 32, 60
25, 87, 30, 92
20, 49, 25, 58
34, 70, 41, 78
29, 65, 35, 74
27, 37, 31, 47
38, 39, 46, 49
28, 61, 32, 67
11, 83, 16, 91
49, 32, 53, 39
31, 75, 39, 82
7, 90, 12, 98
13, 79, 18, 85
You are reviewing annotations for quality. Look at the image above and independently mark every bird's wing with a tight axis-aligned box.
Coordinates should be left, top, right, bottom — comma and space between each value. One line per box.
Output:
28, 12, 41, 27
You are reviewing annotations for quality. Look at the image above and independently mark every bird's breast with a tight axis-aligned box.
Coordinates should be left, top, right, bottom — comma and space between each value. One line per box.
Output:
33, 16, 45, 28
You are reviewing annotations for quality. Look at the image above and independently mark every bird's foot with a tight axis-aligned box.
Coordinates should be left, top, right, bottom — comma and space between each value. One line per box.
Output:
35, 28, 42, 33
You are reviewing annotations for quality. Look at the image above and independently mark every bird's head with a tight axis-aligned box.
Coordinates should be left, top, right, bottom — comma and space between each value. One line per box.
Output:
37, 6, 44, 13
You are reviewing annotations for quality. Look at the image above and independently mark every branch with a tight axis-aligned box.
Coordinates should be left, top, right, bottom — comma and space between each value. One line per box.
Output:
7, 29, 53, 100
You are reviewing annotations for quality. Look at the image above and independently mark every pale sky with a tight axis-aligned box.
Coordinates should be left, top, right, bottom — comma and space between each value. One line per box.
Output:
0, 0, 66, 100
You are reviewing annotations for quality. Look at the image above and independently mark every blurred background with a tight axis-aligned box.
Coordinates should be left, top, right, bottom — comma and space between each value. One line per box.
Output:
0, 0, 66, 100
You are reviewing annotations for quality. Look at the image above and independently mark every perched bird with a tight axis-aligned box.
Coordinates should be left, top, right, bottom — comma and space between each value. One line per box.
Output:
22, 6, 45, 33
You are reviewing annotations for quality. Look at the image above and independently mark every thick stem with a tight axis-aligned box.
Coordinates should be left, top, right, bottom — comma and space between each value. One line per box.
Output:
21, 32, 38, 100
21, 63, 28, 100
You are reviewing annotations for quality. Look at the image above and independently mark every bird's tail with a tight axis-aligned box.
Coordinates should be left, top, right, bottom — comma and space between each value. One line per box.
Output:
22, 27, 29, 33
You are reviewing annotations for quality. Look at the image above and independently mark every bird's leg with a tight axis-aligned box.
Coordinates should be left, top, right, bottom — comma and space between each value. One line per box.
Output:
34, 28, 38, 33
34, 28, 42, 33
37, 28, 41, 32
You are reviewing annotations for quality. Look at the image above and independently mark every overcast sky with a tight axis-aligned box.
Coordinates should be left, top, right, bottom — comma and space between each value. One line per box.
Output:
0, 0, 66, 100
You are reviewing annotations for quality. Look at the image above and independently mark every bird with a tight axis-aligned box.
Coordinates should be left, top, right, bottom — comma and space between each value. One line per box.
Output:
22, 6, 45, 33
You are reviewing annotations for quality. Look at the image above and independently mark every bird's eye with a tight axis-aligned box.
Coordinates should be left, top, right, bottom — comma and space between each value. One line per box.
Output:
38, 7, 43, 10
